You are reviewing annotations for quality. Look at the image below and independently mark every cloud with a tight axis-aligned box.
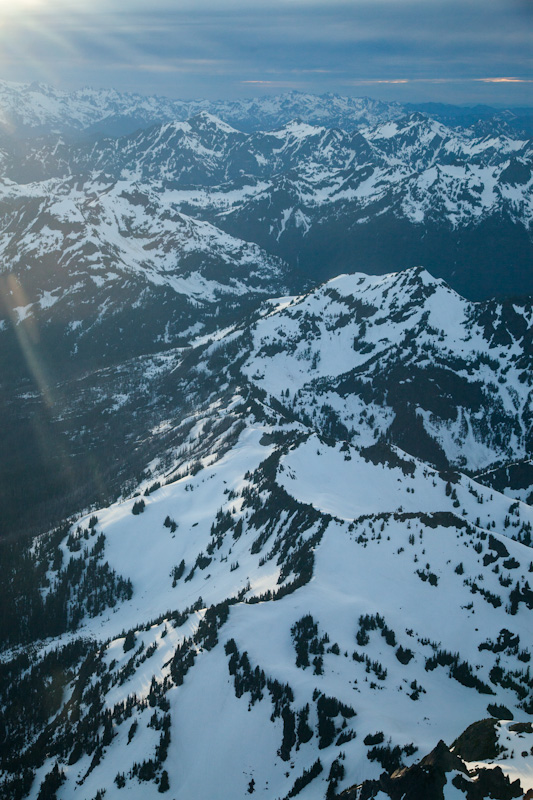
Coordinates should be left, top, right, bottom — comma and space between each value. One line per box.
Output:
347, 77, 533, 85
0, 0, 531, 103
348, 79, 410, 85
476, 77, 533, 83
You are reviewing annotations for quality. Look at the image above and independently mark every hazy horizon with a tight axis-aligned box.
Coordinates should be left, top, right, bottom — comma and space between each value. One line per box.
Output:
0, 0, 531, 107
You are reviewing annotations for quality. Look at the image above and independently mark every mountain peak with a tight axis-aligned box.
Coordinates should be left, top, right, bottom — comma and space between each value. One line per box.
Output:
189, 111, 239, 133
279, 118, 323, 137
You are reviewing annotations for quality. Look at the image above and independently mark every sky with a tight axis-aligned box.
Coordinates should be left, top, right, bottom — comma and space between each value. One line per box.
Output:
0, 0, 531, 106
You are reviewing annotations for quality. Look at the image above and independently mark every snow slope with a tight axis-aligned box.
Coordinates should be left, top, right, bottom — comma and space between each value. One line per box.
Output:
12, 413, 533, 800
1, 267, 532, 800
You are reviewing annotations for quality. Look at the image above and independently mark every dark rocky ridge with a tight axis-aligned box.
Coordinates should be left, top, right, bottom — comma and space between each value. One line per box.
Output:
340, 732, 524, 800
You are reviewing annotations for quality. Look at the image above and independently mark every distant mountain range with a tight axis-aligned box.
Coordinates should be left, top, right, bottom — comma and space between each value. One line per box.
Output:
0, 106, 531, 306
0, 80, 532, 139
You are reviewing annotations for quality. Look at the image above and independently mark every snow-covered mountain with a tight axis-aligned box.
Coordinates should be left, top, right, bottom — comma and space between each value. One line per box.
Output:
0, 81, 532, 800
1, 80, 531, 141
0, 82, 406, 139
243, 268, 533, 474
0, 86, 531, 537
1, 267, 533, 800
0, 174, 288, 364
0, 168, 291, 537
0, 80, 194, 139
202, 91, 407, 134
3, 110, 530, 370
1, 110, 532, 303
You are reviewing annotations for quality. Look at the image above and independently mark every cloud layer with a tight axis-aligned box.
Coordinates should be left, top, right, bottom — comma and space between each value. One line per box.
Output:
0, 0, 531, 104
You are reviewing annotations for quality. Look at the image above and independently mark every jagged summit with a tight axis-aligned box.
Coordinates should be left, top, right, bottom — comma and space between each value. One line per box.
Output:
187, 110, 240, 133
330, 264, 454, 296
273, 118, 326, 136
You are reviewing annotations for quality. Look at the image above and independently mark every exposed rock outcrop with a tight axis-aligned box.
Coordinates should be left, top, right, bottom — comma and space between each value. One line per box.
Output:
339, 730, 526, 800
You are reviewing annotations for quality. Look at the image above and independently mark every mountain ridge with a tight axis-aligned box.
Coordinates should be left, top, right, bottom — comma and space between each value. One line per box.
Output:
0, 80, 531, 140
2, 268, 533, 797
1, 109, 531, 301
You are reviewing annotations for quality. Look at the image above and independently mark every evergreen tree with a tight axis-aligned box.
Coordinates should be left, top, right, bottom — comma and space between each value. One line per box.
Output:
158, 771, 170, 793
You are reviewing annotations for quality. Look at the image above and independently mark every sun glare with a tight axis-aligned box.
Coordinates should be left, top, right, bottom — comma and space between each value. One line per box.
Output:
1, 0, 44, 12
0, 0, 96, 86
0, 0, 79, 18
